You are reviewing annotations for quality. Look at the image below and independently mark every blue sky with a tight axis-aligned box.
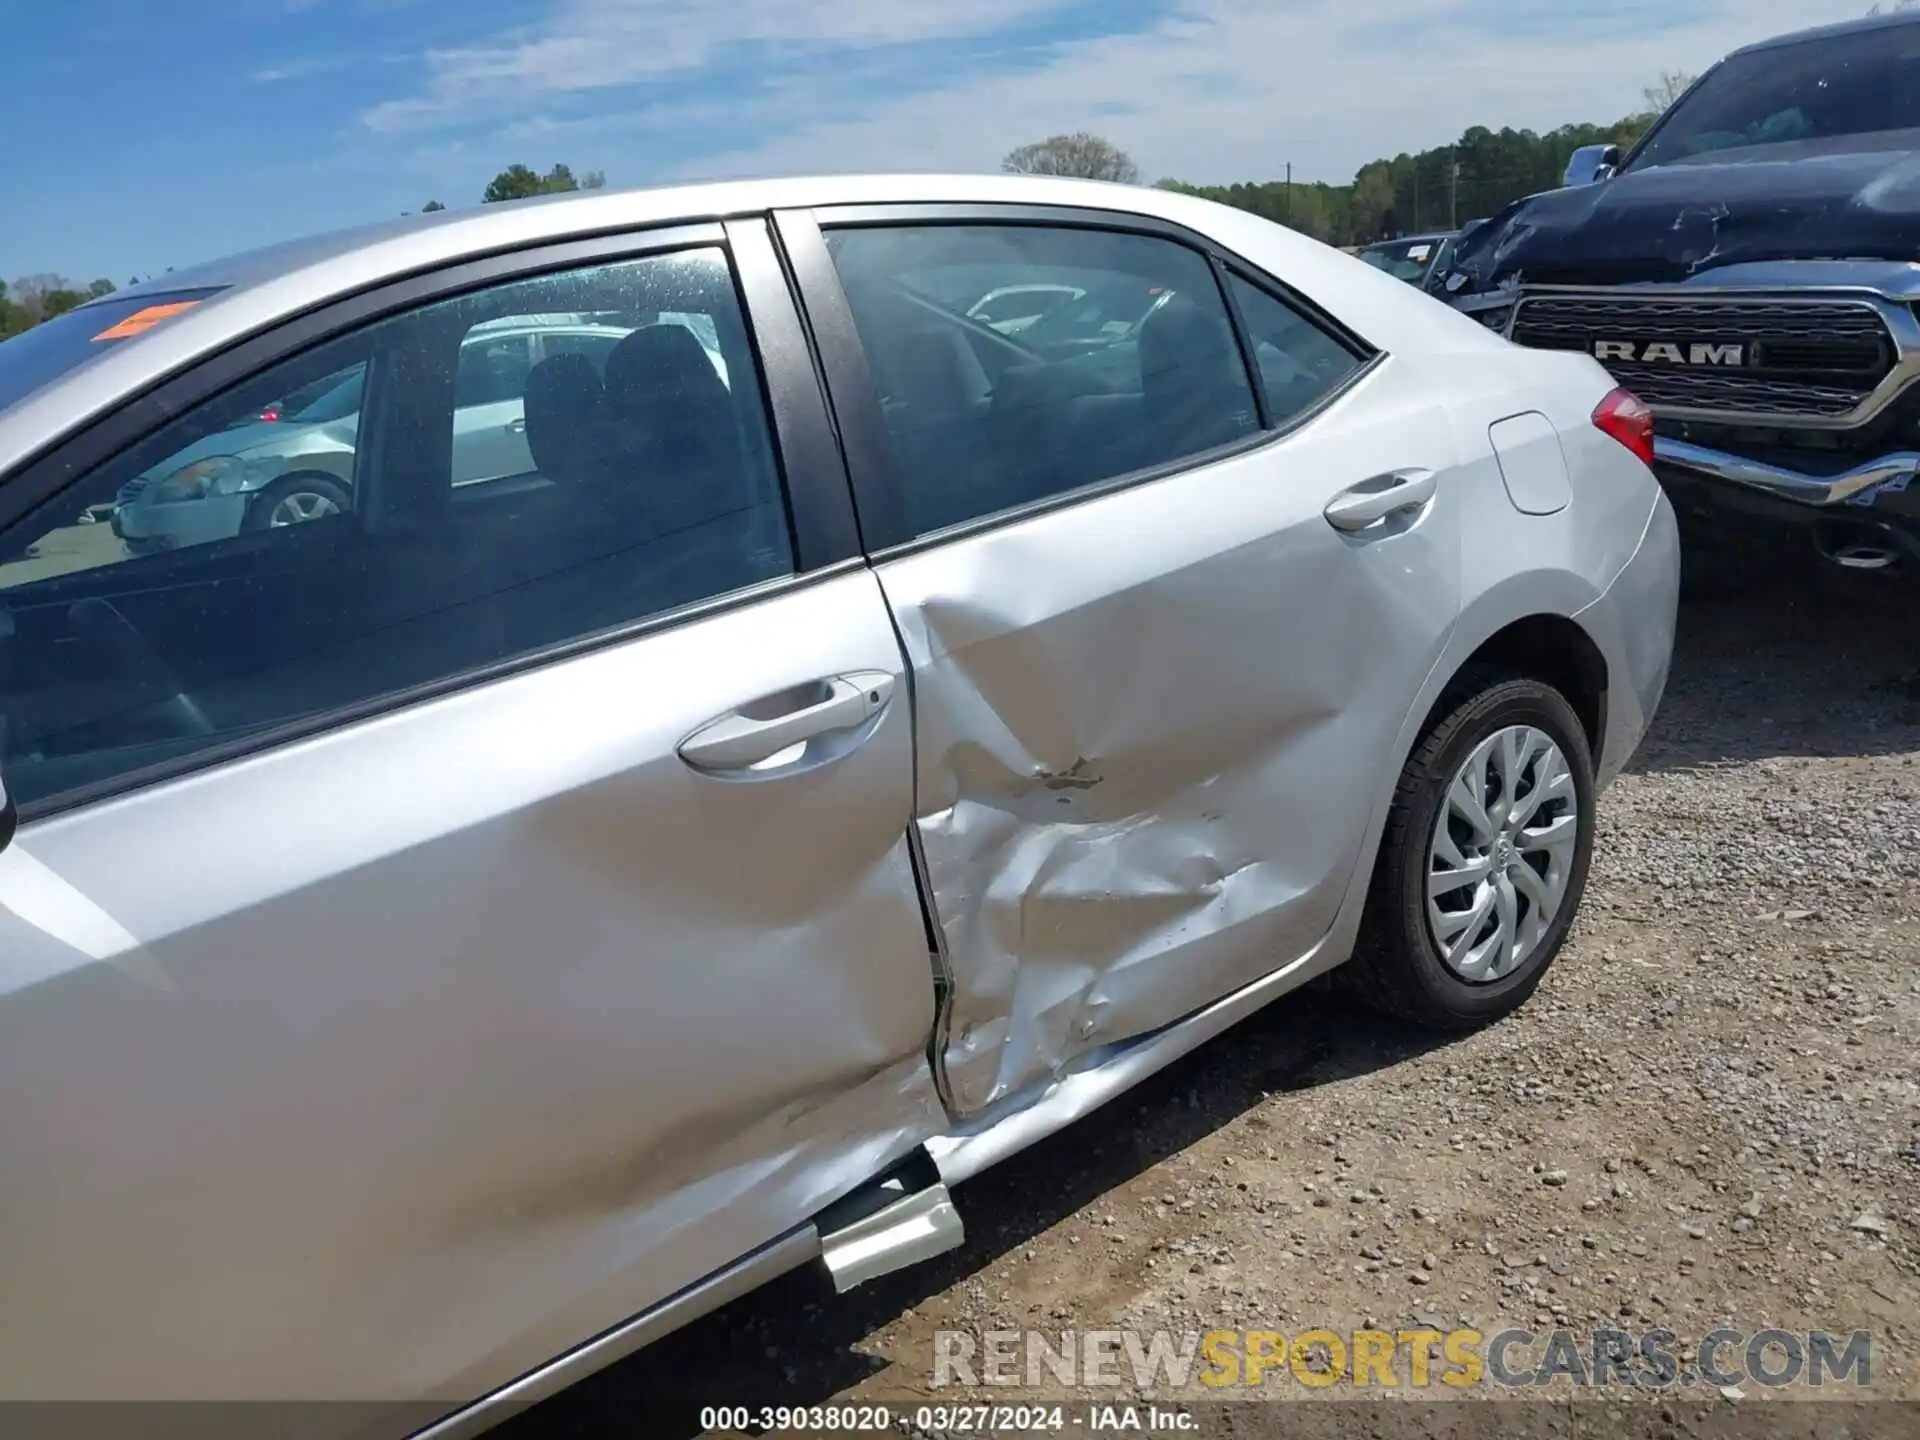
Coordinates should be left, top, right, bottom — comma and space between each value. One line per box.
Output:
0, 0, 1873, 283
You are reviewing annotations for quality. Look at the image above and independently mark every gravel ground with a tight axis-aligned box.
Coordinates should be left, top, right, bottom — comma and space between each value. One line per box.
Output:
510, 563, 1920, 1437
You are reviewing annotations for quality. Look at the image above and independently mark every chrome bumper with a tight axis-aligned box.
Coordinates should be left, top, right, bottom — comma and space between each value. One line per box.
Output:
1654, 436, 1918, 508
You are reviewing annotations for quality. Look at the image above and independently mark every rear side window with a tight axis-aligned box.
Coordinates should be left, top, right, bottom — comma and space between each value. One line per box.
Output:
1224, 274, 1365, 424
0, 248, 791, 810
824, 224, 1260, 537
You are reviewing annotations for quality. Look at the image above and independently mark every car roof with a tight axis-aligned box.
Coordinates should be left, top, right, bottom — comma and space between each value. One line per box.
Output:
1731, 9, 1920, 55
97, 175, 1162, 306
1361, 232, 1455, 247
1, 170, 1505, 476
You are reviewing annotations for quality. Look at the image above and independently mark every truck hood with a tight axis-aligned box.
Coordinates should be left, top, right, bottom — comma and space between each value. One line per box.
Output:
1445, 135, 1920, 291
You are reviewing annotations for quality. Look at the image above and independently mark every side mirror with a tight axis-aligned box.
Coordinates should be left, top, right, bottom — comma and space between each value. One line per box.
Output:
1563, 144, 1621, 188
0, 769, 15, 855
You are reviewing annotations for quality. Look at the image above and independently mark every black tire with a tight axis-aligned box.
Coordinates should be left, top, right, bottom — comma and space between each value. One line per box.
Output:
242, 473, 353, 533
1340, 668, 1596, 1032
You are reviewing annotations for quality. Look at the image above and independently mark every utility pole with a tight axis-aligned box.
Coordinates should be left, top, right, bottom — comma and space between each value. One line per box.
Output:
1450, 145, 1459, 228
1413, 167, 1420, 231
1284, 162, 1292, 224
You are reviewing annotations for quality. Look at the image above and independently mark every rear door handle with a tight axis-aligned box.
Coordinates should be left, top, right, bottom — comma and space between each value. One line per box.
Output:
678, 672, 895, 771
1323, 468, 1438, 532
506, 418, 527, 435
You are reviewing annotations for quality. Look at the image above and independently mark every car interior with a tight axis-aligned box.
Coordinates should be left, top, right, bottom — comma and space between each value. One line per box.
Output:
0, 236, 1367, 809
0, 254, 792, 808
834, 260, 1261, 536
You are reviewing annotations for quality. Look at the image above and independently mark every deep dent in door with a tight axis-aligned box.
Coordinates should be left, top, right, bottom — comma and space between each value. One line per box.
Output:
881, 440, 1462, 1118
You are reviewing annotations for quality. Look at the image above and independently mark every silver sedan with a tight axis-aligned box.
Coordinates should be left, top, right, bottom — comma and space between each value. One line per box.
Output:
0, 173, 1677, 1431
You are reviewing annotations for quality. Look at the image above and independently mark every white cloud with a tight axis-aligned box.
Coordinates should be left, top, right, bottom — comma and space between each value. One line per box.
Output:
666, 0, 1876, 186
359, 0, 1880, 187
360, 0, 1078, 132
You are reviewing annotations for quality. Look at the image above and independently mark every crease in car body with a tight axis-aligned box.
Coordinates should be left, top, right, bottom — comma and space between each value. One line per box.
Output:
888, 391, 1464, 1118
382, 1051, 928, 1251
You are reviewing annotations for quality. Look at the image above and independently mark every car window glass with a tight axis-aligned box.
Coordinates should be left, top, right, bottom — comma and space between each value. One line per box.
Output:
538, 331, 623, 371
1225, 275, 1364, 424
453, 333, 533, 408
968, 287, 1082, 331
0, 246, 792, 810
0, 289, 226, 416
1356, 242, 1434, 283
1630, 28, 1920, 167
825, 224, 1259, 537
284, 367, 366, 424
447, 298, 745, 494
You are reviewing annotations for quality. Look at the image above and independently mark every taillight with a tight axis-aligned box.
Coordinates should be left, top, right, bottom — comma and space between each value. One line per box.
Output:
1592, 387, 1654, 468
259, 407, 281, 423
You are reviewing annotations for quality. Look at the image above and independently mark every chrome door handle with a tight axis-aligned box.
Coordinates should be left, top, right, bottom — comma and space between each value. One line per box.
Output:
678, 672, 895, 771
1323, 468, 1437, 532
506, 418, 527, 434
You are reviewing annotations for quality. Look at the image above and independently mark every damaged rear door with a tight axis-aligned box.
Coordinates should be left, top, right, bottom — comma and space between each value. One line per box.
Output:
779, 207, 1466, 1116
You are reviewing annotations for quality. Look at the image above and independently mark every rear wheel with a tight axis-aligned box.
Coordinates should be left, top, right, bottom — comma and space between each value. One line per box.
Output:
1341, 671, 1596, 1031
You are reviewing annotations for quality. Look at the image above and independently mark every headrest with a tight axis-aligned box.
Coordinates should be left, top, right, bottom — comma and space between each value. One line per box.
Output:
603, 324, 726, 414
522, 352, 605, 484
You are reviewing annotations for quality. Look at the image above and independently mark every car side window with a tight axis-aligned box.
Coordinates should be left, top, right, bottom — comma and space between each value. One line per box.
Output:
538, 331, 623, 371
453, 334, 535, 408
0, 246, 792, 810
1225, 274, 1365, 424
824, 224, 1260, 538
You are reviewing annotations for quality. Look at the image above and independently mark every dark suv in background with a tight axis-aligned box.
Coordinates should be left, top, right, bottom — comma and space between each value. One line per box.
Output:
1438, 13, 1920, 584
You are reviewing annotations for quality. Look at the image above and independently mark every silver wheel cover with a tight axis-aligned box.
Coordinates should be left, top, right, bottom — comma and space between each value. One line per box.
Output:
267, 489, 341, 526
1426, 724, 1579, 982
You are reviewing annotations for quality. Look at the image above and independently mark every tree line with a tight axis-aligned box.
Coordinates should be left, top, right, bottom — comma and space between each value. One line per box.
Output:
1153, 111, 1651, 247
1005, 79, 1677, 250
0, 276, 121, 340
410, 162, 608, 215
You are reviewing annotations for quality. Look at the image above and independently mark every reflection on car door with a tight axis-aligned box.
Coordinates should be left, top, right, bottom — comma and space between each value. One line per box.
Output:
0, 236, 943, 1406
451, 332, 536, 486
802, 213, 1466, 1117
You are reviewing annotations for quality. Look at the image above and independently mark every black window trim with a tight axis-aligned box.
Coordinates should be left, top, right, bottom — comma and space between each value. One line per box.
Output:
1210, 251, 1274, 432
1218, 257, 1387, 440
772, 201, 1384, 558
1, 216, 868, 824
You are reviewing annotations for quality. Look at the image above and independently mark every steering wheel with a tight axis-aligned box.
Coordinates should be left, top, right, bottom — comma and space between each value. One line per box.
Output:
66, 597, 216, 739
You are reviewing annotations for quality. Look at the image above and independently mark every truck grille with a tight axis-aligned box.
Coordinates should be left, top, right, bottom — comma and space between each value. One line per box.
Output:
1509, 295, 1896, 421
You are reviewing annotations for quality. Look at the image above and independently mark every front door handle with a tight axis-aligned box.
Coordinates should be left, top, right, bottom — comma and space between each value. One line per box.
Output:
506, 417, 527, 435
678, 672, 895, 771
1323, 468, 1437, 532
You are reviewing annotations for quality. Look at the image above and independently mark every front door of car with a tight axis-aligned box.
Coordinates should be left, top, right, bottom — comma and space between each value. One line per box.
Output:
793, 210, 1465, 1116
0, 231, 943, 1408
